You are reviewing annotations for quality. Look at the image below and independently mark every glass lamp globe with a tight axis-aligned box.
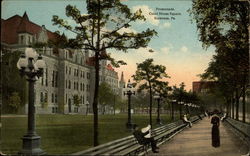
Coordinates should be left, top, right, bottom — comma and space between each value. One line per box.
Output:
17, 53, 28, 69
25, 48, 37, 59
35, 54, 46, 70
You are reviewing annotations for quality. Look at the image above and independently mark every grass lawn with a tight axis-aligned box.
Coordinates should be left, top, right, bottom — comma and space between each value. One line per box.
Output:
1, 113, 176, 154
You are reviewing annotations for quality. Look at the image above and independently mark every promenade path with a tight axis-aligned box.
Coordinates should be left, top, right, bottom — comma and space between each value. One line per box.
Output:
149, 117, 249, 156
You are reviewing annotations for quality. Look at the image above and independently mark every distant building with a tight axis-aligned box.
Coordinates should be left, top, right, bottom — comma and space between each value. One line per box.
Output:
1, 12, 124, 114
192, 81, 216, 94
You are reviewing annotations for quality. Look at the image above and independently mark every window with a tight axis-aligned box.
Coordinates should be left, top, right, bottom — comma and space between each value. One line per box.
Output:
66, 94, 68, 104
52, 93, 54, 103
55, 71, 58, 87
40, 92, 43, 103
66, 66, 68, 74
52, 107, 55, 113
52, 71, 55, 87
45, 93, 48, 102
66, 80, 67, 89
69, 80, 71, 89
87, 72, 90, 79
69, 67, 71, 75
83, 83, 85, 91
20, 35, 24, 44
55, 94, 57, 103
45, 68, 48, 86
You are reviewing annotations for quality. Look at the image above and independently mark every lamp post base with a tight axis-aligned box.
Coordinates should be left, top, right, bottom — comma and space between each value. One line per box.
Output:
19, 135, 46, 155
126, 122, 135, 130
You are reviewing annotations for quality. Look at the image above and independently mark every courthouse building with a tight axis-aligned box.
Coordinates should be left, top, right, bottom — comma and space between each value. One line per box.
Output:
1, 12, 125, 114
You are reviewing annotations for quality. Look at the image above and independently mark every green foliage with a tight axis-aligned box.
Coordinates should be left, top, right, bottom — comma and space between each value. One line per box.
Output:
73, 95, 81, 107
9, 92, 21, 113
133, 58, 170, 125
133, 58, 169, 92
189, 0, 249, 49
190, 0, 249, 115
2, 50, 27, 113
52, 0, 157, 146
52, 0, 157, 67
98, 82, 115, 106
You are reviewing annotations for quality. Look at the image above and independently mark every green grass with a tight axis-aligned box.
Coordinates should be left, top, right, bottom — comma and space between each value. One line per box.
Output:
1, 114, 175, 154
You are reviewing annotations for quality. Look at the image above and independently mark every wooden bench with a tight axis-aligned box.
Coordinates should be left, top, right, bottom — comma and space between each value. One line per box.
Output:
224, 117, 250, 148
72, 115, 203, 156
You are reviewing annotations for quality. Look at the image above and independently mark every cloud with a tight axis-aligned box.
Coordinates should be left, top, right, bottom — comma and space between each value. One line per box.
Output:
132, 5, 159, 26
161, 22, 171, 28
180, 46, 188, 53
118, 27, 137, 34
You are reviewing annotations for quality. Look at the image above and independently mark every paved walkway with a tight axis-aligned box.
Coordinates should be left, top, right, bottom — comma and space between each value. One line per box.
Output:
149, 117, 249, 156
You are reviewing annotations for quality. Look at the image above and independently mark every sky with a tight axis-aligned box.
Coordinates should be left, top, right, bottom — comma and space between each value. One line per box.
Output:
2, 0, 215, 91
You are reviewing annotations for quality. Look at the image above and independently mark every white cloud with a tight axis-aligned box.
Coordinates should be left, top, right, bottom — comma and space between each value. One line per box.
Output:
118, 27, 137, 34
161, 22, 171, 28
180, 46, 188, 53
132, 5, 159, 26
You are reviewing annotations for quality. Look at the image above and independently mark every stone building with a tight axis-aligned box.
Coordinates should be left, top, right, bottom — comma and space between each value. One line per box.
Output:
1, 12, 124, 114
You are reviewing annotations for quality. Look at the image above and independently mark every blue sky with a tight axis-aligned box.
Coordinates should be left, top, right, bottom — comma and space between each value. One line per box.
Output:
2, 0, 215, 90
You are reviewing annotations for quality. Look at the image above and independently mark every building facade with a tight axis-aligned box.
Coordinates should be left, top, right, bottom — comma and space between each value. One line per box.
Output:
1, 12, 124, 114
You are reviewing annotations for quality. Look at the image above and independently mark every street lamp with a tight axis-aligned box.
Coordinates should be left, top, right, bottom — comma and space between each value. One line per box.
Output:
124, 79, 135, 130
171, 100, 176, 120
86, 101, 89, 115
17, 48, 46, 155
153, 92, 162, 125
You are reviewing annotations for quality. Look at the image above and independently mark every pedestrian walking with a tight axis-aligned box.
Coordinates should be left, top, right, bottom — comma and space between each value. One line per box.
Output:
211, 109, 220, 147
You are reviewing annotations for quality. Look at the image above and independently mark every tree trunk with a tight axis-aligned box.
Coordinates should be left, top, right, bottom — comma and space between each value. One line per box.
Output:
93, 0, 101, 147
242, 84, 246, 123
149, 82, 152, 127
232, 95, 235, 119
235, 88, 239, 120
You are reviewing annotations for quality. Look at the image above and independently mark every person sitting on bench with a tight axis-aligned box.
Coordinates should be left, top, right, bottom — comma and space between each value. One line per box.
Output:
133, 124, 159, 153
183, 114, 192, 127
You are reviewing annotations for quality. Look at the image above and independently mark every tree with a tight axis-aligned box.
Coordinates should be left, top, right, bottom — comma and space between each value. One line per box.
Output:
1, 49, 27, 114
98, 82, 114, 114
52, 0, 157, 146
9, 92, 21, 113
73, 94, 81, 107
133, 58, 169, 126
190, 0, 249, 121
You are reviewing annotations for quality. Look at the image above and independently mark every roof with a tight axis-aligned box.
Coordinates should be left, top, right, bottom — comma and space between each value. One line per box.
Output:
85, 57, 115, 71
106, 64, 114, 71
1, 12, 57, 44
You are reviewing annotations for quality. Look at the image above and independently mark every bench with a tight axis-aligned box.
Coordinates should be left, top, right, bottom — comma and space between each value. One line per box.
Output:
224, 117, 250, 149
72, 115, 203, 156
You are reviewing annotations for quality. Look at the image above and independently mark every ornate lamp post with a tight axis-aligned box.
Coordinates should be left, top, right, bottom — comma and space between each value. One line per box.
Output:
17, 48, 46, 155
124, 79, 135, 130
154, 92, 162, 125
171, 100, 176, 120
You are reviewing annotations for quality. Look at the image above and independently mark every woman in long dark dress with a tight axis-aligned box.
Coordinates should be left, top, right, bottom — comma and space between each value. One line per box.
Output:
211, 111, 220, 147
